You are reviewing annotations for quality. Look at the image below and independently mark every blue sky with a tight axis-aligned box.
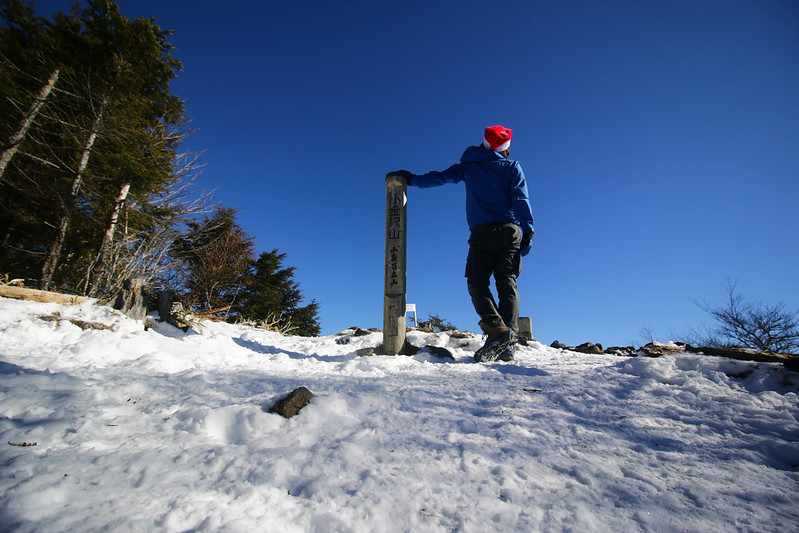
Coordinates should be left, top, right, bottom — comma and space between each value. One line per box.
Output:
33, 0, 799, 346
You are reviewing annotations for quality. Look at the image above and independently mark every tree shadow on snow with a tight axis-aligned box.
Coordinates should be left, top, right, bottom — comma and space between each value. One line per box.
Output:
232, 336, 355, 363
489, 364, 549, 377
0, 360, 51, 376
0, 359, 85, 434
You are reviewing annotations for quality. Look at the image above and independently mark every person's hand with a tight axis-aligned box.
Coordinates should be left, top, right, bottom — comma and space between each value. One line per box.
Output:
521, 232, 533, 256
386, 170, 412, 185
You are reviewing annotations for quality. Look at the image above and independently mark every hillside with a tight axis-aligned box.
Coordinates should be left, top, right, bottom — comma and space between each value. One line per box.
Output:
1, 297, 797, 532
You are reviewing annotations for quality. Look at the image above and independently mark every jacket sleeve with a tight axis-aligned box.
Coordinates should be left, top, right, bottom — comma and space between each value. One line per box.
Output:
410, 163, 464, 188
511, 162, 535, 234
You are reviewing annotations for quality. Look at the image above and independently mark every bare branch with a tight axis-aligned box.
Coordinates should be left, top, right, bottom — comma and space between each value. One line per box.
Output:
688, 280, 799, 353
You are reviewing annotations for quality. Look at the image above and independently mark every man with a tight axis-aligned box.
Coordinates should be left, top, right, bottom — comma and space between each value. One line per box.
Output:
389, 125, 534, 362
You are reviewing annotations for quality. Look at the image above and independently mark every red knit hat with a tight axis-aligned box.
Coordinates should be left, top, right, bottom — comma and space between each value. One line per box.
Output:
482, 125, 512, 152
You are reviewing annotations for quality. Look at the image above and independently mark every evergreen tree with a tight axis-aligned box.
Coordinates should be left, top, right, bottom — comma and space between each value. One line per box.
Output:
0, 0, 187, 293
173, 206, 254, 312
237, 250, 321, 337
1, 2, 322, 337
0, 0, 57, 280
421, 314, 458, 332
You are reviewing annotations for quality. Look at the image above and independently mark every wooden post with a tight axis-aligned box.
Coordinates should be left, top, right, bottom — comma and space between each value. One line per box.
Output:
383, 173, 408, 354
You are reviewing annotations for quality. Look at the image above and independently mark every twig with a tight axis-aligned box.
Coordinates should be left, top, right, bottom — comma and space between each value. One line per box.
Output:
195, 305, 232, 317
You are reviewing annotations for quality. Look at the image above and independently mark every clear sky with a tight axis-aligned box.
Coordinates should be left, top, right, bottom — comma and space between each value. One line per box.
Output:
31, 0, 799, 346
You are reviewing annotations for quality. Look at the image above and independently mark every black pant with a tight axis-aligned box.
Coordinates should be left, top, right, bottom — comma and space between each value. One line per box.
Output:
465, 222, 522, 333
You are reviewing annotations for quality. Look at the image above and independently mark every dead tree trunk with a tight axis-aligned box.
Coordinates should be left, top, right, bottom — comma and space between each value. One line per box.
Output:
0, 69, 59, 182
40, 91, 111, 289
0, 285, 88, 304
86, 182, 131, 296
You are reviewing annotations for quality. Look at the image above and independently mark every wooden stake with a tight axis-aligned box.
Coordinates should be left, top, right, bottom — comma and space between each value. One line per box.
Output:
383, 174, 407, 354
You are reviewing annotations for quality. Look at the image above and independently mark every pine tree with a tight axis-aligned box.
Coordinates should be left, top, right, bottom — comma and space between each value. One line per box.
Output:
421, 314, 458, 332
237, 250, 321, 337
0, 0, 187, 293
0, 0, 58, 280
173, 207, 254, 312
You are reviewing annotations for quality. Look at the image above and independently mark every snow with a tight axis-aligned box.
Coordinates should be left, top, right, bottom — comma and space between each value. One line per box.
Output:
1, 296, 798, 532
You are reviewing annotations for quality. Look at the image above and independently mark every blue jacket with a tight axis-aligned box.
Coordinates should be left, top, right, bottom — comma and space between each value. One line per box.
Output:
410, 145, 535, 234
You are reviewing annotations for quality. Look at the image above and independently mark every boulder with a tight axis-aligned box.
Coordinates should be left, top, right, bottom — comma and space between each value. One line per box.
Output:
269, 387, 315, 419
425, 345, 455, 360
335, 327, 376, 344
639, 342, 685, 357
153, 290, 191, 330
518, 317, 534, 341
574, 342, 604, 354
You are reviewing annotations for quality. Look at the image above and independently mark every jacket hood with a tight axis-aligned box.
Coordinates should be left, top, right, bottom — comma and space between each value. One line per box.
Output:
460, 145, 505, 163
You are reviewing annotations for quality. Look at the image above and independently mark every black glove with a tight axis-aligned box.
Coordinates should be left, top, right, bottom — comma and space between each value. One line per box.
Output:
386, 170, 413, 185
521, 232, 533, 257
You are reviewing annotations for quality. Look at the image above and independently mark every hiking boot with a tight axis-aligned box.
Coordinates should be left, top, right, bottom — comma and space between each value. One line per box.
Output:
479, 322, 509, 338
498, 347, 516, 362
474, 328, 517, 362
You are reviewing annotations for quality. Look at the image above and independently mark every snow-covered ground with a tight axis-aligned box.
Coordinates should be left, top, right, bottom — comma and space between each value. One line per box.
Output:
1, 296, 797, 532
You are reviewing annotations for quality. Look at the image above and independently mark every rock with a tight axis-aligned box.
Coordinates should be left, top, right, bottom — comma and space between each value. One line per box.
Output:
574, 342, 604, 354
416, 321, 435, 333
335, 327, 375, 344
154, 290, 190, 331
425, 345, 455, 359
551, 340, 568, 350
518, 317, 534, 341
366, 341, 420, 356
269, 387, 315, 419
605, 346, 638, 357
338, 326, 378, 335
398, 340, 419, 356
687, 345, 799, 369
639, 342, 685, 357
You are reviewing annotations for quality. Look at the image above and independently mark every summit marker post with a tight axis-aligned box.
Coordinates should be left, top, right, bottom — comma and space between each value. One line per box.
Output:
383, 173, 407, 354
